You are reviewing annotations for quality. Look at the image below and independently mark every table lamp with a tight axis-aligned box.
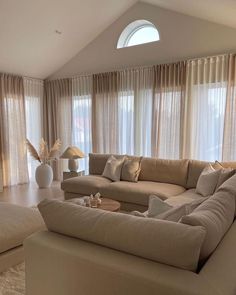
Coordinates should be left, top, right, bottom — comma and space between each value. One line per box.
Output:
60, 146, 85, 172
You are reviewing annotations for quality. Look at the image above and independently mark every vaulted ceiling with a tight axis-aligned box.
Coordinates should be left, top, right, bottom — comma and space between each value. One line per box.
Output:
0, 0, 235, 79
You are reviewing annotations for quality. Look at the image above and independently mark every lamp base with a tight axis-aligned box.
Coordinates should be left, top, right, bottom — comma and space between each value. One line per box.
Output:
68, 159, 78, 172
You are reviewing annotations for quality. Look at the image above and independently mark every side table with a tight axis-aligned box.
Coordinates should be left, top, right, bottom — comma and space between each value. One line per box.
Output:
63, 170, 85, 181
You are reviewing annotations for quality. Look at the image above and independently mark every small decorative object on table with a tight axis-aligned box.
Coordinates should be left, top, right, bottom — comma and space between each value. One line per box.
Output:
26, 138, 61, 188
60, 146, 85, 172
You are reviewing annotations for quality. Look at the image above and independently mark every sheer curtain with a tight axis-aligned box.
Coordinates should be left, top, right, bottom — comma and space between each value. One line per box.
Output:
223, 54, 236, 161
24, 78, 44, 179
72, 75, 92, 172
152, 62, 186, 159
92, 69, 154, 156
0, 74, 29, 187
92, 72, 119, 153
43, 79, 72, 180
119, 68, 153, 156
183, 55, 229, 161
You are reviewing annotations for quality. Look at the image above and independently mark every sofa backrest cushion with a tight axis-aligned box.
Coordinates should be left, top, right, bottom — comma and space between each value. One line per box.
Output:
89, 153, 137, 175
38, 199, 206, 272
139, 158, 189, 187
89, 153, 112, 175
220, 161, 236, 169
181, 174, 236, 261
186, 160, 210, 189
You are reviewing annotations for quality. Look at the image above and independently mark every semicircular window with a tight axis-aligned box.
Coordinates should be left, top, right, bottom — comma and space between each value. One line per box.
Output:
117, 20, 160, 48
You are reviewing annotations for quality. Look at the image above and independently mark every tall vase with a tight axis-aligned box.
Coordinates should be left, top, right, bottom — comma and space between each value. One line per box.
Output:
35, 163, 53, 188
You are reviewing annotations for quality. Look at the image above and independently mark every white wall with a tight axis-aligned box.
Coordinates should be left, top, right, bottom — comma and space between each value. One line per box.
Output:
50, 2, 236, 79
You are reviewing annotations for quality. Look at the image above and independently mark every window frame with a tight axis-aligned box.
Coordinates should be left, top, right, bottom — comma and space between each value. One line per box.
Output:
117, 20, 160, 49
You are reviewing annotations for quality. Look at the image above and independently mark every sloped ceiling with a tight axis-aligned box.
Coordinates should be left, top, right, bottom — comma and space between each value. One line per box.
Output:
0, 0, 136, 79
0, 0, 236, 79
145, 0, 236, 29
51, 1, 236, 79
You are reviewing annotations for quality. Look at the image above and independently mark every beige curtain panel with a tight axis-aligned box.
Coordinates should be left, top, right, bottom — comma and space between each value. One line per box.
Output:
222, 54, 236, 161
183, 55, 229, 161
92, 72, 119, 153
152, 61, 186, 158
0, 74, 29, 188
43, 78, 72, 180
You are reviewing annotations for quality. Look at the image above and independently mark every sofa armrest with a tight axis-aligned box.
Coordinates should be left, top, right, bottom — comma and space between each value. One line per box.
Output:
200, 221, 236, 295
24, 231, 218, 295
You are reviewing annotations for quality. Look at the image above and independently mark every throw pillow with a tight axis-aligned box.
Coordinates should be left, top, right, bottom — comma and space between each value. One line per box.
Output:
121, 157, 142, 182
147, 195, 173, 218
214, 161, 235, 189
156, 198, 207, 222
196, 164, 221, 197
102, 155, 126, 182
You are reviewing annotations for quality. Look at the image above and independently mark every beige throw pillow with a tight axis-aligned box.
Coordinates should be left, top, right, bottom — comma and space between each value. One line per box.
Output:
214, 161, 235, 189
156, 198, 207, 222
102, 155, 125, 182
196, 164, 221, 197
121, 157, 142, 182
147, 195, 173, 218
132, 195, 207, 222
181, 174, 236, 261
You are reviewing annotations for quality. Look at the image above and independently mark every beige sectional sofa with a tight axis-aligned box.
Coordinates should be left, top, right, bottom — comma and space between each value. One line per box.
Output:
0, 203, 45, 273
25, 170, 236, 295
61, 153, 236, 211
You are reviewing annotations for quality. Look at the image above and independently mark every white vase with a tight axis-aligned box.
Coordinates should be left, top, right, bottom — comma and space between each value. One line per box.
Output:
35, 163, 53, 188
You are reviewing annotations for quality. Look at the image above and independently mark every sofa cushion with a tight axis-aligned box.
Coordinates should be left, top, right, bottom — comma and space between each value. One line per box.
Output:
196, 164, 221, 197
181, 174, 236, 261
89, 153, 112, 175
61, 175, 112, 195
0, 203, 45, 254
216, 168, 235, 189
147, 195, 172, 217
186, 160, 210, 189
102, 155, 126, 181
38, 199, 206, 272
121, 157, 142, 182
89, 153, 140, 175
100, 181, 185, 206
139, 158, 189, 187
165, 189, 204, 207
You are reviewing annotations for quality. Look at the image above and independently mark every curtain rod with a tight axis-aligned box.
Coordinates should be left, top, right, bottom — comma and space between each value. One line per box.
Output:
69, 52, 234, 80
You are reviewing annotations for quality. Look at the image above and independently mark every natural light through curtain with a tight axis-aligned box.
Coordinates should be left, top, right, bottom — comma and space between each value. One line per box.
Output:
183, 55, 228, 161
152, 62, 186, 159
63, 53, 235, 167
72, 76, 92, 172
0, 74, 29, 186
24, 78, 44, 179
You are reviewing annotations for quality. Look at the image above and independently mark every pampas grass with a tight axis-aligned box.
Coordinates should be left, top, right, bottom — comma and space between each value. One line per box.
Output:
26, 138, 61, 164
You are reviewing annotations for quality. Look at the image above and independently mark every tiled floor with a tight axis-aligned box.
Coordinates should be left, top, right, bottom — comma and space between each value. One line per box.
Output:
0, 181, 64, 207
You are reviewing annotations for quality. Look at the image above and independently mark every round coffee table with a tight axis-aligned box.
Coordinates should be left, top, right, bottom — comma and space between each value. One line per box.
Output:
97, 198, 120, 212
67, 197, 120, 212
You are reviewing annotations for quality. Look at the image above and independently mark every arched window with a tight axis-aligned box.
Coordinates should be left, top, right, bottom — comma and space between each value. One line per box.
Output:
117, 20, 160, 49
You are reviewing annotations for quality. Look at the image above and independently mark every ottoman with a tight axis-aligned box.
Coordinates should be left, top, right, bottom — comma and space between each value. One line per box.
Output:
0, 202, 45, 273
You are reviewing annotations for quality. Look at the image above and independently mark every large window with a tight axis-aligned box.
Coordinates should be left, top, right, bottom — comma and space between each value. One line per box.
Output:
24, 78, 43, 180
190, 83, 227, 161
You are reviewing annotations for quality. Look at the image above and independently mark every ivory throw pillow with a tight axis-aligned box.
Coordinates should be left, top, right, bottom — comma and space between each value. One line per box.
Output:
131, 195, 207, 222
147, 195, 173, 218
121, 157, 142, 182
196, 164, 221, 197
102, 155, 125, 182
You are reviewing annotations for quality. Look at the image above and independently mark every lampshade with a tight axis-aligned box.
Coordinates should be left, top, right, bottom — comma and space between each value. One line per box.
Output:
60, 146, 85, 159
